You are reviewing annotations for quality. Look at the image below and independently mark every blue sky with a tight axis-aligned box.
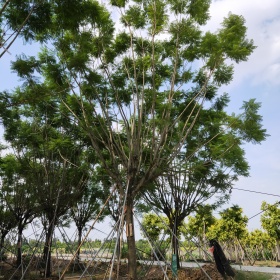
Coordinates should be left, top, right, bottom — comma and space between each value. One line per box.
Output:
1, 0, 280, 234
206, 0, 280, 230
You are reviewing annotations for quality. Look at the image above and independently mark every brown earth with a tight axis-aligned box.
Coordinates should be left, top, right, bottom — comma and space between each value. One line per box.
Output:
0, 259, 227, 280
144, 263, 225, 280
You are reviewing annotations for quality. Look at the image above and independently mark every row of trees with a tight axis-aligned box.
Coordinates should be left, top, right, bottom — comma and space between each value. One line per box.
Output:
141, 203, 280, 264
2, 202, 280, 269
1, 0, 268, 279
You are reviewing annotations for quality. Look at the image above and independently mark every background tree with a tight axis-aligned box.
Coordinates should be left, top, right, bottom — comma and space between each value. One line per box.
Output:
260, 201, 280, 261
0, 87, 92, 277
70, 178, 104, 265
246, 229, 275, 262
141, 212, 169, 261
1, 0, 267, 278
0, 195, 17, 258
185, 205, 216, 260
141, 212, 168, 242
0, 154, 38, 267
207, 205, 248, 262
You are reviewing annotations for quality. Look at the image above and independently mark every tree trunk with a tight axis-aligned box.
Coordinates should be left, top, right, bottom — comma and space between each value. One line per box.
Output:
43, 225, 54, 277
76, 227, 82, 264
16, 226, 23, 268
0, 232, 7, 259
171, 218, 180, 270
276, 239, 280, 261
125, 195, 137, 279
0, 235, 4, 252
202, 221, 207, 261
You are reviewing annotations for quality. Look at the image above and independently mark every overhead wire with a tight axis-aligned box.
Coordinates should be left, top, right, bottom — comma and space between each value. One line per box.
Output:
248, 201, 280, 221
232, 187, 280, 198
231, 187, 280, 220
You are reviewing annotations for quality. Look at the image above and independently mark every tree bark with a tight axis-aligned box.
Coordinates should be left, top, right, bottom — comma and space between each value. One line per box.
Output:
16, 226, 23, 268
0, 232, 8, 259
76, 227, 82, 264
126, 195, 137, 279
169, 218, 180, 270
276, 239, 280, 261
43, 225, 54, 277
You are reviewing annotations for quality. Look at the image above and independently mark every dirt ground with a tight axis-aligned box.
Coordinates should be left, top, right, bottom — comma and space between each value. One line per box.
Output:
144, 263, 225, 280
0, 259, 229, 280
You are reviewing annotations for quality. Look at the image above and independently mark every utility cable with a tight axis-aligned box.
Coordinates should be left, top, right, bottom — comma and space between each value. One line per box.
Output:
248, 201, 280, 220
232, 187, 280, 198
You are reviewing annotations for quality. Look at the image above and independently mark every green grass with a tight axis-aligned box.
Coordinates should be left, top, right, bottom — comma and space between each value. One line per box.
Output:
234, 270, 273, 280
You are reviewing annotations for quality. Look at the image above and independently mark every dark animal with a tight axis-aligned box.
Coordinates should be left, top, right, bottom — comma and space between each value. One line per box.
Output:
209, 239, 235, 279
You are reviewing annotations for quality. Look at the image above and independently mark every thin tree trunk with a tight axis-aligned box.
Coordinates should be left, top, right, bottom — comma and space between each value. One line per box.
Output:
276, 239, 280, 261
16, 226, 23, 268
0, 232, 7, 258
172, 223, 180, 269
126, 196, 137, 279
202, 220, 207, 261
76, 227, 82, 264
0, 235, 4, 252
43, 225, 54, 277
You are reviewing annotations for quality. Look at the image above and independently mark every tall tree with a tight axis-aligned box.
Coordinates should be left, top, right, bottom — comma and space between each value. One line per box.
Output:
0, 195, 17, 258
0, 88, 92, 277
0, 154, 38, 267
142, 94, 266, 266
70, 179, 104, 265
2, 1, 266, 278
260, 201, 280, 261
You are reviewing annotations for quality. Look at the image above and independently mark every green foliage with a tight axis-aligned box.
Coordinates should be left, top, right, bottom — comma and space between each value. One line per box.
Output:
219, 13, 256, 63
207, 205, 248, 241
244, 229, 275, 260
261, 201, 280, 240
185, 205, 216, 239
110, 0, 127, 7
239, 99, 269, 143
121, 5, 146, 28
141, 212, 168, 242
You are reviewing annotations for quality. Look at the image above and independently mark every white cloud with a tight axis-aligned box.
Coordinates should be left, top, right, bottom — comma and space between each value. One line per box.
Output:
205, 0, 280, 88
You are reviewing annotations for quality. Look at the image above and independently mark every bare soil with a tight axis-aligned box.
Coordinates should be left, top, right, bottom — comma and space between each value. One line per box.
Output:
0, 258, 229, 280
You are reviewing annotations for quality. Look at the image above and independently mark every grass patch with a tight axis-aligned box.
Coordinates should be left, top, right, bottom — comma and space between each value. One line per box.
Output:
234, 270, 273, 280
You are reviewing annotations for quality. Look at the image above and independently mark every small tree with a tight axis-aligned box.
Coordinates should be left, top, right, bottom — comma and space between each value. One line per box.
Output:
141, 212, 168, 242
0, 90, 91, 277
186, 205, 216, 260
70, 180, 104, 265
207, 205, 248, 262
260, 201, 280, 261
246, 229, 275, 261
141, 212, 169, 260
